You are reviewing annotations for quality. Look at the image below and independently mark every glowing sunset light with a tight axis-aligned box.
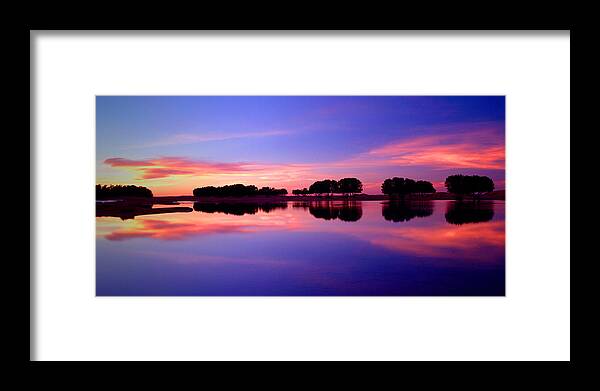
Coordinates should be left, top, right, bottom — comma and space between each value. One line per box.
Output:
97, 96, 505, 196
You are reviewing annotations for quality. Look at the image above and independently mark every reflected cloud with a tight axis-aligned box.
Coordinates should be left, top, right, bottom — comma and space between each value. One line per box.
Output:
368, 220, 505, 261
103, 218, 246, 241
98, 207, 298, 241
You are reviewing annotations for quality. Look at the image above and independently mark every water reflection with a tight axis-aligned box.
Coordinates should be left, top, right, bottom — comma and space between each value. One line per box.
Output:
193, 201, 288, 216
292, 201, 363, 222
382, 200, 434, 222
97, 200, 505, 295
445, 201, 494, 225
96, 201, 192, 220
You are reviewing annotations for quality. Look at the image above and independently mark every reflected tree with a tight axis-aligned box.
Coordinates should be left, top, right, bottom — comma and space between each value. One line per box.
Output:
444, 201, 494, 225
337, 203, 363, 222
193, 202, 288, 216
304, 201, 363, 222
382, 200, 434, 222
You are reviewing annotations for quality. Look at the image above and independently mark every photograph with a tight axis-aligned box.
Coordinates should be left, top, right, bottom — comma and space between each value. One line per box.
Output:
96, 96, 506, 296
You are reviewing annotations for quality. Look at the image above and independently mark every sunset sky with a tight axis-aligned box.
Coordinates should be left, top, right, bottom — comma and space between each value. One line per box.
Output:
96, 96, 505, 196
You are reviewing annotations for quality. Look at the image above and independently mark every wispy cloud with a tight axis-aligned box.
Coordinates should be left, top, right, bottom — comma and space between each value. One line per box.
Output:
131, 130, 292, 149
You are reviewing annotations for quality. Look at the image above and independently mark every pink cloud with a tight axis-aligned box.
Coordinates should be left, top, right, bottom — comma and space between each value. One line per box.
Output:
104, 157, 249, 180
102, 210, 302, 241
363, 131, 505, 170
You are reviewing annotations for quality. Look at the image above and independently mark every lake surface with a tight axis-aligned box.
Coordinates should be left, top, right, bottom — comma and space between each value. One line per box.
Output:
96, 200, 505, 296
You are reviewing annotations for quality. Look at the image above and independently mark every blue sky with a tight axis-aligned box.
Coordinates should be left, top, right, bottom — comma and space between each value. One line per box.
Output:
97, 96, 505, 195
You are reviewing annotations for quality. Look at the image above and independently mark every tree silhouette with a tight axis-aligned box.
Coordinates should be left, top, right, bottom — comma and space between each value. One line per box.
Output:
292, 188, 310, 195
444, 175, 495, 200
96, 184, 153, 199
338, 178, 363, 196
309, 179, 339, 196
415, 180, 436, 196
381, 177, 435, 198
257, 187, 288, 196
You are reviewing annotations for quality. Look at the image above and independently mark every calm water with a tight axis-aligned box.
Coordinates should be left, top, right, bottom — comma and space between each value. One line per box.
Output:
96, 200, 505, 296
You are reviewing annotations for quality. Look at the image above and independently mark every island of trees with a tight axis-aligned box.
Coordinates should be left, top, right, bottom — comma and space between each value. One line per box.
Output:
444, 174, 495, 200
292, 178, 363, 196
97, 174, 497, 204
96, 184, 153, 199
380, 175, 496, 200
381, 177, 436, 197
193, 184, 288, 197
96, 184, 193, 219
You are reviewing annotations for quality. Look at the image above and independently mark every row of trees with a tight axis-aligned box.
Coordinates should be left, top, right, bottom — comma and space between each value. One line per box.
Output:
292, 178, 363, 196
99, 174, 495, 200
381, 175, 495, 199
381, 178, 436, 197
190, 174, 494, 199
96, 184, 153, 199
193, 184, 288, 197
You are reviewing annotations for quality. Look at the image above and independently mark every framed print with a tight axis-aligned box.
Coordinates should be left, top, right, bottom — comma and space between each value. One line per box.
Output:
31, 30, 570, 362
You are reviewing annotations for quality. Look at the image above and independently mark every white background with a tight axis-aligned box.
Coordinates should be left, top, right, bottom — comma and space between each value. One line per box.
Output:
31, 31, 570, 361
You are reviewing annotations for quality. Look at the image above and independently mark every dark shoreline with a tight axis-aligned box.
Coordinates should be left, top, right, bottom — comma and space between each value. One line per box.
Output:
152, 190, 505, 204
97, 190, 504, 219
